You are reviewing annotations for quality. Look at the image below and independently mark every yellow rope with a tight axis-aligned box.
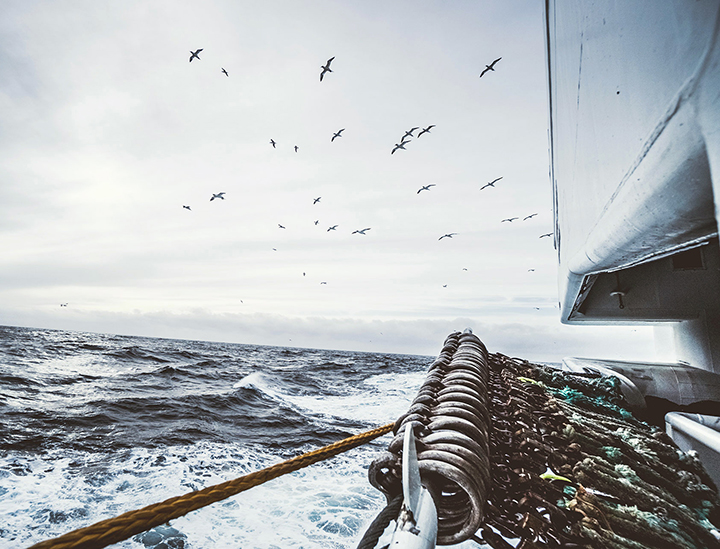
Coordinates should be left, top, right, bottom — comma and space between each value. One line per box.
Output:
28, 423, 394, 549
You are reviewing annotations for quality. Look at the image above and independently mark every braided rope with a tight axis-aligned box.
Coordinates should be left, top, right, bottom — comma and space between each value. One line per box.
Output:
28, 423, 394, 549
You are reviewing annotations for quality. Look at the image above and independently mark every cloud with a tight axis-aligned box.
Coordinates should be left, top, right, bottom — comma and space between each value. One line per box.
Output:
0, 307, 656, 364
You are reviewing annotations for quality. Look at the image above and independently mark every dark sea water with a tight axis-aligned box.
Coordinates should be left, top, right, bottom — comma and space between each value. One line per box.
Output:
0, 325, 436, 549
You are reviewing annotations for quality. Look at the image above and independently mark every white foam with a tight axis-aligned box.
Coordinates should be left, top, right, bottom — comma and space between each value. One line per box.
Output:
0, 442, 391, 549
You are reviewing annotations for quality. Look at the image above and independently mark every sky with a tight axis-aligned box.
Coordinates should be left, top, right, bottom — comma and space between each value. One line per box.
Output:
0, 1, 658, 361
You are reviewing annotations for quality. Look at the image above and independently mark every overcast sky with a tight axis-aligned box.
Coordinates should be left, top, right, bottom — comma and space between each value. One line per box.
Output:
0, 1, 657, 361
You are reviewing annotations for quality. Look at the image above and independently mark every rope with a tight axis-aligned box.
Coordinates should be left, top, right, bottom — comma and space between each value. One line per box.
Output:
355, 493, 403, 549
28, 423, 394, 549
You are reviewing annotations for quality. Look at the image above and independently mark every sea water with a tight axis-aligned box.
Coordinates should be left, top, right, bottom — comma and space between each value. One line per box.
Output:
0, 325, 444, 548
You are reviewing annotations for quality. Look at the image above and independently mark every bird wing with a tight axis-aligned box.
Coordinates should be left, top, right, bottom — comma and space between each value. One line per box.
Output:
479, 67, 489, 77
491, 57, 502, 66
326, 57, 334, 67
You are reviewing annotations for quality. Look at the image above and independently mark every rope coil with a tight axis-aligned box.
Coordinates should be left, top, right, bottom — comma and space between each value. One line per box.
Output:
368, 331, 491, 545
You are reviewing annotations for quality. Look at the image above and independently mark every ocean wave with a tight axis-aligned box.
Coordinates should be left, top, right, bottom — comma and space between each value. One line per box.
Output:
105, 347, 172, 363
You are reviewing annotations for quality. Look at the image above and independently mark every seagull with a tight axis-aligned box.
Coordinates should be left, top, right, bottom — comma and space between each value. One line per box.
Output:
443, 284, 448, 288
189, 49, 203, 62
523, 213, 538, 220
540, 233, 553, 238
439, 233, 457, 240
417, 125, 435, 138
210, 193, 226, 201
60, 303, 68, 307
352, 228, 371, 235
182, 205, 191, 211
221, 68, 229, 77
270, 139, 276, 148
331, 128, 345, 142
327, 225, 338, 232
501, 217, 518, 222
313, 197, 321, 204
320, 57, 335, 81
479, 57, 502, 77
314, 220, 319, 225
480, 177, 503, 190
294, 145, 299, 152
417, 184, 436, 194
462, 268, 468, 271
278, 224, 286, 229
272, 248, 277, 251
391, 140, 410, 154
320, 281, 328, 284
402, 127, 419, 140
528, 269, 535, 272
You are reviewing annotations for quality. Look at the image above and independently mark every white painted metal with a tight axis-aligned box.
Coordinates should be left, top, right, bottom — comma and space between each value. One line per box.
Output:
388, 424, 438, 549
545, 0, 720, 374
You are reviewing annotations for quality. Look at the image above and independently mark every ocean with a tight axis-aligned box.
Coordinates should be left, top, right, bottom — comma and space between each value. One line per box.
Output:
0, 325, 441, 549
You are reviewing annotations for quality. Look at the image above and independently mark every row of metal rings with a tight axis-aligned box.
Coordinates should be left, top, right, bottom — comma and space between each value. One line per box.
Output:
368, 330, 491, 545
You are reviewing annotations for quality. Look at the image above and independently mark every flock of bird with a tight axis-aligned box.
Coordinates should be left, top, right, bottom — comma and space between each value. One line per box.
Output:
176, 49, 553, 289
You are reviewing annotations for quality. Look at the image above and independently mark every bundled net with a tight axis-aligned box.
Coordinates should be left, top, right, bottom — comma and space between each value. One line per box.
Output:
367, 332, 720, 548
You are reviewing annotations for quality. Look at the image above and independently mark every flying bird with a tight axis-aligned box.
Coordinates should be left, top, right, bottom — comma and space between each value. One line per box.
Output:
320, 57, 335, 81
443, 285, 448, 288
210, 193, 226, 201
540, 233, 553, 238
523, 213, 538, 220
352, 228, 371, 235
60, 303, 68, 307
221, 68, 229, 77
278, 224, 286, 229
331, 128, 345, 142
320, 281, 328, 284
479, 57, 502, 77
327, 225, 338, 232
313, 197, 321, 204
402, 127, 419, 140
501, 217, 519, 222
439, 233, 457, 240
417, 125, 435, 138
417, 184, 436, 194
480, 177, 503, 190
391, 140, 410, 154
528, 269, 536, 272
314, 220, 319, 225
189, 49, 203, 62
462, 268, 468, 271
182, 205, 191, 211
270, 139, 276, 148
294, 145, 299, 152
